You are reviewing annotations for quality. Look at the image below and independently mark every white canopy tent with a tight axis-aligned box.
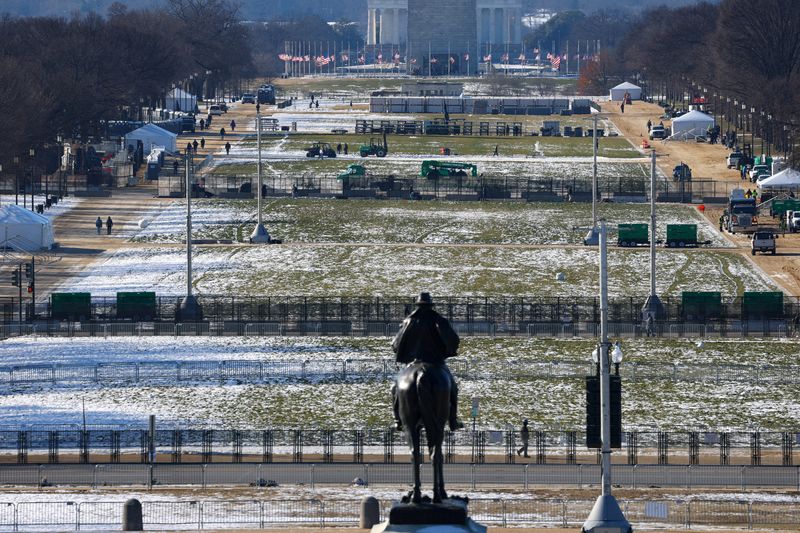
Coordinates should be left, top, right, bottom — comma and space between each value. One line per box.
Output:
124, 124, 177, 153
0, 204, 56, 251
165, 88, 197, 112
609, 82, 641, 101
757, 168, 800, 189
670, 110, 715, 138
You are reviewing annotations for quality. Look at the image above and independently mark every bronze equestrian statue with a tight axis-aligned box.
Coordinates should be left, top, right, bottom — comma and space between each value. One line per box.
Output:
392, 292, 462, 504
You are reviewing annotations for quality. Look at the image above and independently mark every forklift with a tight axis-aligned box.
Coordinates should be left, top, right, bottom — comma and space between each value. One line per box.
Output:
359, 131, 388, 158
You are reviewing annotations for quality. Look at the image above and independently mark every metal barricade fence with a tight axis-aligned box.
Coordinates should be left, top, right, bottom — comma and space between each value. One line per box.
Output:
244, 322, 282, 336
77, 500, 121, 529
16, 501, 78, 530
145, 501, 201, 529
201, 499, 262, 529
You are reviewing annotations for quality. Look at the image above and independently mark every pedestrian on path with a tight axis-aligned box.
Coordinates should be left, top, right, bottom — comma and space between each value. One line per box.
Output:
220, 128, 226, 139
192, 139, 199, 153
230, 119, 236, 132
256, 103, 261, 114
225, 142, 231, 155
95, 217, 102, 235
517, 419, 530, 458
200, 138, 205, 149
186, 142, 192, 154
106, 216, 113, 235
199, 118, 205, 130
337, 143, 342, 155
343, 143, 348, 155
493, 145, 499, 157
173, 160, 179, 175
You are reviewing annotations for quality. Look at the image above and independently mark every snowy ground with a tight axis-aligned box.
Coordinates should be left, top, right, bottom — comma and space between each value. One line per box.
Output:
0, 194, 79, 221
133, 198, 730, 248
2, 337, 799, 430
60, 242, 773, 298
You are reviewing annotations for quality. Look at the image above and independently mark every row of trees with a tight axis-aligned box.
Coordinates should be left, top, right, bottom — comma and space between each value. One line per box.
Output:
574, 0, 798, 157
0, 0, 252, 172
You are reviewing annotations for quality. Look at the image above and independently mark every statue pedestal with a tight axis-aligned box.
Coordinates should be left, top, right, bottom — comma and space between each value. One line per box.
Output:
371, 499, 486, 533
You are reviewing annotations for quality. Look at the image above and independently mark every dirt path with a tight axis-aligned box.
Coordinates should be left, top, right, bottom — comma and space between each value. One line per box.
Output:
602, 101, 800, 296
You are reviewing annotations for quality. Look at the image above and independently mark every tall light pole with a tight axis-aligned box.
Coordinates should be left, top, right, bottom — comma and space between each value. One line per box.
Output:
642, 149, 664, 321
250, 109, 270, 243
179, 152, 202, 321
584, 114, 600, 245
582, 219, 631, 533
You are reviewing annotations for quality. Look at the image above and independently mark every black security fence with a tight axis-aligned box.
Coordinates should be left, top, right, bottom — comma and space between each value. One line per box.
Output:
187, 173, 694, 203
0, 428, 797, 467
5, 295, 800, 327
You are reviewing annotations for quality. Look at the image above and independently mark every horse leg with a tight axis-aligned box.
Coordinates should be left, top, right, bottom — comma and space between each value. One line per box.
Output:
410, 427, 422, 504
432, 443, 447, 503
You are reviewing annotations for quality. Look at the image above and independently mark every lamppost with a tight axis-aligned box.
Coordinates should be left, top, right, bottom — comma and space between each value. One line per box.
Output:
584, 114, 600, 245
13, 156, 19, 206
178, 151, 203, 321
28, 148, 35, 212
582, 219, 631, 533
642, 149, 664, 321
250, 108, 271, 243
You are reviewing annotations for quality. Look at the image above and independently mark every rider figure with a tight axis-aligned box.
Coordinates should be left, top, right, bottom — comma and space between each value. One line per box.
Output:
391, 292, 463, 432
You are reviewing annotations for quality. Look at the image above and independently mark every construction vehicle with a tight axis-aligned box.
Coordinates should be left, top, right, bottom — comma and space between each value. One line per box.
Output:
306, 142, 336, 158
337, 164, 366, 180
725, 189, 757, 234
617, 223, 649, 247
257, 85, 276, 105
665, 224, 698, 247
420, 160, 478, 178
359, 131, 388, 157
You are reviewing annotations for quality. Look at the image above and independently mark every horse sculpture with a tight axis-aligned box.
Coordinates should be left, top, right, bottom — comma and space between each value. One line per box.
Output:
395, 361, 453, 504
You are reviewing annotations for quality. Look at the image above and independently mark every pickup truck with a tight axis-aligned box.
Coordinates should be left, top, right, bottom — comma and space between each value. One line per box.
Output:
751, 231, 777, 255
649, 125, 669, 140
749, 164, 770, 181
788, 210, 800, 233
727, 151, 744, 169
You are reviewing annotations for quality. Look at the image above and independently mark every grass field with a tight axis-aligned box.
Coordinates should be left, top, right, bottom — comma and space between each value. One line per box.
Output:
65, 243, 772, 298
236, 133, 640, 159
4, 336, 798, 430
136, 199, 729, 248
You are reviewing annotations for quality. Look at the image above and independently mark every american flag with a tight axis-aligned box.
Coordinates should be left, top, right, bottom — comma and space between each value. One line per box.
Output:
449, 56, 456, 64
278, 53, 291, 61
501, 53, 509, 62
463, 53, 470, 61
341, 53, 349, 62
483, 54, 492, 62
550, 55, 561, 69
518, 53, 526, 61
303, 55, 310, 62
411, 58, 417, 64
430, 56, 438, 64
358, 54, 365, 64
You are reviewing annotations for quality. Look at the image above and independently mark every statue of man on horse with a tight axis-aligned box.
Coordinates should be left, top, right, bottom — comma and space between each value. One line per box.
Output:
391, 292, 463, 504
391, 292, 462, 432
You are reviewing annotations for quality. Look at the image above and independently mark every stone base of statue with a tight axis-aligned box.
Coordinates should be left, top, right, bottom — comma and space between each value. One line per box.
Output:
371, 498, 486, 533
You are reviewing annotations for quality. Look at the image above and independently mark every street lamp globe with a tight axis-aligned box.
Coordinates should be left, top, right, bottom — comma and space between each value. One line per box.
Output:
611, 343, 623, 364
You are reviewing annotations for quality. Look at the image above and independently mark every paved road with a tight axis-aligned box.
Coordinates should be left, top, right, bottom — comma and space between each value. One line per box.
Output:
2, 462, 797, 490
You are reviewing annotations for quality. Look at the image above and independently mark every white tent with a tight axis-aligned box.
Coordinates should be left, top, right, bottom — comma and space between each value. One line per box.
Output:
757, 168, 800, 189
609, 82, 641, 101
165, 88, 197, 112
0, 204, 56, 251
670, 110, 715, 138
124, 124, 177, 153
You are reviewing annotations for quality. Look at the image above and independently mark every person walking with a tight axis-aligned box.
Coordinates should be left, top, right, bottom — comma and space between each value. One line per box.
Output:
225, 142, 231, 155
200, 138, 205, 149
256, 103, 261, 114
95, 216, 102, 235
493, 145, 499, 157
199, 118, 205, 130
230, 119, 236, 132
517, 419, 530, 457
336, 143, 342, 155
105, 216, 113, 235
343, 143, 348, 155
192, 139, 199, 153
173, 160, 179, 175
220, 128, 226, 139
646, 314, 655, 337
647, 119, 652, 131
186, 142, 192, 154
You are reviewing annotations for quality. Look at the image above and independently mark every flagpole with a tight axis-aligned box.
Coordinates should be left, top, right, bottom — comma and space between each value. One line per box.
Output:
428, 41, 431, 78
448, 41, 451, 77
